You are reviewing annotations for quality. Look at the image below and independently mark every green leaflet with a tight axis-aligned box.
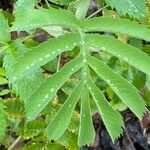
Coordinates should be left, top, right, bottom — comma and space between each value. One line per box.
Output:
10, 33, 80, 81
24, 120, 46, 139
78, 86, 95, 147
26, 56, 83, 121
46, 80, 84, 140
58, 131, 78, 150
0, 100, 7, 140
75, 0, 90, 19
83, 17, 150, 42
87, 56, 146, 119
85, 34, 150, 75
4, 98, 24, 118
49, 0, 75, 5
23, 143, 44, 150
46, 143, 66, 150
105, 0, 147, 18
15, 0, 39, 14
3, 40, 45, 100
0, 11, 10, 44
14, 72, 45, 100
11, 7, 82, 31
85, 66, 124, 141
0, 76, 8, 85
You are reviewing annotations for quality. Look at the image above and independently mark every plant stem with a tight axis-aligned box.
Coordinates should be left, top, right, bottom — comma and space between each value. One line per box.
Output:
54, 54, 61, 101
8, 135, 21, 150
45, 0, 50, 8
57, 54, 61, 72
86, 5, 108, 20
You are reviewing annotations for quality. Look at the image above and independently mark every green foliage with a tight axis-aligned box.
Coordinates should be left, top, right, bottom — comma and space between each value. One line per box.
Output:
46, 80, 84, 140
85, 34, 150, 75
75, 0, 90, 19
0, 11, 10, 44
26, 56, 83, 120
49, 0, 75, 5
4, 98, 25, 118
0, 100, 7, 141
78, 86, 95, 146
105, 0, 147, 18
85, 66, 124, 141
3, 40, 45, 100
1, 0, 150, 148
87, 56, 146, 119
83, 17, 150, 41
11, 7, 82, 31
9, 33, 80, 80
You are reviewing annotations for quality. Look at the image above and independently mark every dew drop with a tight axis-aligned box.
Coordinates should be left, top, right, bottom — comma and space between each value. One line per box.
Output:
106, 79, 110, 83
101, 46, 106, 50
38, 104, 41, 107
117, 54, 121, 57
52, 51, 56, 55
73, 42, 77, 46
93, 67, 97, 71
31, 63, 34, 67
80, 41, 83, 45
83, 114, 86, 117
69, 104, 72, 108
71, 68, 75, 71
75, 65, 78, 68
84, 72, 87, 76
65, 45, 69, 49
12, 76, 17, 81
27, 117, 31, 120
45, 54, 50, 58
83, 59, 87, 63
26, 66, 30, 70
58, 49, 61, 52
45, 94, 49, 99
134, 9, 139, 13
124, 57, 128, 61
95, 99, 98, 103
50, 88, 55, 92
39, 58, 43, 62
88, 87, 91, 90
113, 86, 118, 92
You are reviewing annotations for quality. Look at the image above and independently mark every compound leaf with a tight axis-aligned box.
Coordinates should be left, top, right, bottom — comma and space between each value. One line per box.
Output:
85, 34, 150, 75
85, 66, 124, 141
26, 56, 83, 121
46, 80, 84, 140
105, 0, 147, 18
87, 56, 146, 119
78, 86, 95, 147
10, 33, 80, 81
11, 7, 82, 31
83, 17, 150, 41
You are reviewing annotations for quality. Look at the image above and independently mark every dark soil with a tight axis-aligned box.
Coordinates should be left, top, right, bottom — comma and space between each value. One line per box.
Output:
81, 112, 150, 150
